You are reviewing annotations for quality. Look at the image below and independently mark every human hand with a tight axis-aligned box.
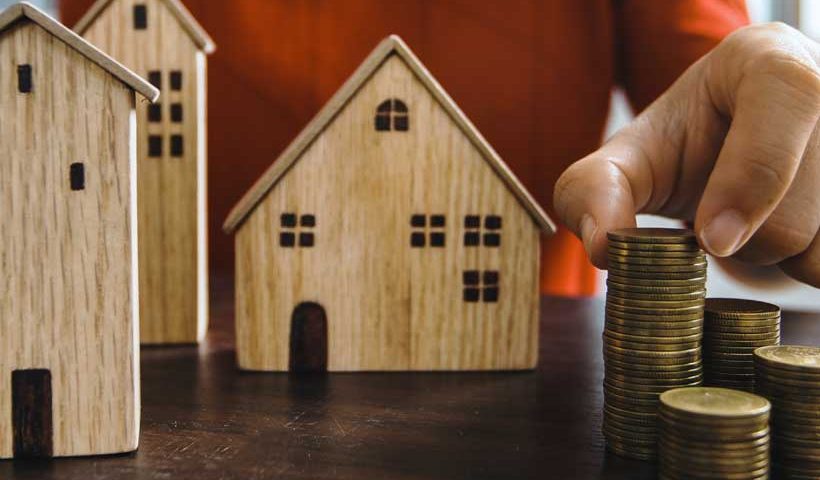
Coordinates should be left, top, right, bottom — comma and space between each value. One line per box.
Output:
553, 23, 820, 287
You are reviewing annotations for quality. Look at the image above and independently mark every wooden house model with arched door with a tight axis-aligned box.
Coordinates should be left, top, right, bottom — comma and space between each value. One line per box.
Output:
223, 35, 555, 372
74, 0, 215, 345
0, 2, 158, 458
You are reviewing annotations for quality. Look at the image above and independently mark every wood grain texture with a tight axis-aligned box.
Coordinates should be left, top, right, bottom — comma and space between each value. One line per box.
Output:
234, 53, 540, 372
0, 19, 139, 458
80, 0, 210, 344
223, 35, 555, 236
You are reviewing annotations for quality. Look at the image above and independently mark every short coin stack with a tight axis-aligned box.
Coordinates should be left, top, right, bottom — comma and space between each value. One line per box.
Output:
704, 298, 781, 391
603, 228, 707, 460
659, 387, 771, 480
754, 345, 820, 478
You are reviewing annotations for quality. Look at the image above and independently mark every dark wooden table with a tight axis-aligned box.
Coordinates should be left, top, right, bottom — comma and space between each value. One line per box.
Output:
4, 279, 819, 479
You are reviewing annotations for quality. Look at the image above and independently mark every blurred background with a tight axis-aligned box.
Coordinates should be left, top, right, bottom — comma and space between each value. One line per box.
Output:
3, 0, 817, 309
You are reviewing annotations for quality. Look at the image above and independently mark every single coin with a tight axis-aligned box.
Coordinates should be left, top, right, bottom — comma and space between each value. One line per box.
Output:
607, 246, 706, 258
607, 253, 706, 266
704, 351, 755, 361
606, 356, 702, 372
704, 331, 781, 341
604, 416, 658, 434
605, 323, 703, 338
605, 344, 701, 360
606, 365, 703, 381
607, 295, 706, 308
606, 309, 704, 323
604, 384, 662, 402
607, 260, 708, 273
659, 387, 770, 419
604, 337, 700, 352
607, 279, 706, 295
606, 302, 704, 316
603, 422, 658, 443
659, 431, 771, 451
660, 452, 769, 474
606, 268, 707, 281
606, 288, 706, 302
603, 395, 660, 413
705, 298, 781, 319
604, 329, 702, 344
607, 239, 701, 252
605, 439, 657, 460
707, 325, 782, 335
607, 228, 698, 244
659, 462, 769, 480
755, 345, 820, 373
754, 370, 820, 388
606, 368, 704, 384
706, 341, 780, 352
607, 273, 707, 287
605, 377, 701, 393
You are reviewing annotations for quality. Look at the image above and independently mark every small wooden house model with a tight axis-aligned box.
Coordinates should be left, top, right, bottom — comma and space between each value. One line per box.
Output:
0, 2, 158, 458
75, 0, 215, 344
223, 36, 555, 372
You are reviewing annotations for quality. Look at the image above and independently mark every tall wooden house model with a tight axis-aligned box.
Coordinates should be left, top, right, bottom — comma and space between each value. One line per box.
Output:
224, 36, 555, 372
75, 0, 215, 344
0, 3, 158, 458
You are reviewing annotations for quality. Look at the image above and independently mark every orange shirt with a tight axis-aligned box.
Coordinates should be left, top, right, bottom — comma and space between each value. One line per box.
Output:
62, 0, 749, 296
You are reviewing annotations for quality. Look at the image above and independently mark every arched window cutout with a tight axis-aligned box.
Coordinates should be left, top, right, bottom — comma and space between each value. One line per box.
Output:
375, 98, 409, 132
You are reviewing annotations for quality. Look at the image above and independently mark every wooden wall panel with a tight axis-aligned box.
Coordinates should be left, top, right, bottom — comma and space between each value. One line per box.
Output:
81, 0, 206, 343
235, 55, 539, 371
0, 20, 138, 457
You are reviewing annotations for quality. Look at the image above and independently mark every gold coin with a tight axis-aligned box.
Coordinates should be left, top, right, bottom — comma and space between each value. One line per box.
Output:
607, 273, 707, 287
606, 356, 702, 372
605, 438, 657, 460
607, 268, 707, 280
658, 438, 770, 460
754, 371, 820, 389
607, 246, 706, 258
605, 323, 703, 338
755, 345, 820, 374
607, 295, 705, 308
705, 331, 781, 341
605, 402, 658, 421
604, 395, 659, 413
603, 422, 657, 443
705, 351, 755, 361
660, 452, 769, 474
755, 364, 820, 382
705, 298, 781, 319
659, 462, 769, 480
660, 387, 770, 419
606, 309, 704, 323
604, 337, 700, 352
604, 329, 702, 344
707, 325, 782, 335
607, 253, 707, 266
606, 364, 703, 380
607, 239, 701, 252
604, 384, 662, 401
659, 430, 771, 451
604, 416, 658, 434
606, 302, 704, 316
605, 344, 701, 360
607, 260, 708, 273
605, 377, 701, 393
706, 340, 780, 351
606, 288, 706, 302
607, 228, 698, 244
607, 279, 706, 295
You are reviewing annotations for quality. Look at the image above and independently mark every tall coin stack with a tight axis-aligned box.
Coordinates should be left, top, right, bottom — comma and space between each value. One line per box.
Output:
704, 298, 781, 391
659, 387, 771, 480
603, 228, 707, 460
754, 345, 820, 478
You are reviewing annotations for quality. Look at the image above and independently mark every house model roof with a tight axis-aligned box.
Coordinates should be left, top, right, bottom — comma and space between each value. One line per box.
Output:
74, 0, 215, 54
0, 2, 159, 101
223, 35, 556, 235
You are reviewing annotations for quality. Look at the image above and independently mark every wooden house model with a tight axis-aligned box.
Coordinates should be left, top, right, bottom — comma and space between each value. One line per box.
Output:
75, 0, 215, 344
0, 3, 158, 458
223, 36, 555, 373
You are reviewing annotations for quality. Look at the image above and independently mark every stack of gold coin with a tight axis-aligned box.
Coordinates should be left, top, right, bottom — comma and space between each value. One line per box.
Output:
754, 345, 820, 478
659, 387, 771, 480
603, 228, 707, 460
704, 298, 781, 391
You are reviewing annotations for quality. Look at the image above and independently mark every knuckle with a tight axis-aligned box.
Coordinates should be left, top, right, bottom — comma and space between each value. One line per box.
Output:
744, 148, 797, 191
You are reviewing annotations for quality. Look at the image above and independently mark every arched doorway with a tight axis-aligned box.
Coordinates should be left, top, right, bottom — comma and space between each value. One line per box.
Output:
289, 302, 328, 373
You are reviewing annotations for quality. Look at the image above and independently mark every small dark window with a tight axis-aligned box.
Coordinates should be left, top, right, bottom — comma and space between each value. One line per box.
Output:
170, 135, 184, 157
148, 135, 162, 157
465, 215, 481, 228
147, 103, 162, 122
463, 270, 499, 303
410, 214, 426, 227
300, 214, 315, 227
170, 103, 183, 122
281, 213, 297, 227
411, 232, 425, 248
430, 232, 445, 247
70, 163, 85, 191
170, 71, 183, 91
133, 4, 147, 29
299, 233, 315, 247
484, 233, 501, 247
485, 216, 502, 230
375, 98, 409, 132
464, 232, 480, 246
148, 70, 161, 89
17, 64, 32, 93
430, 215, 446, 227
280, 232, 295, 247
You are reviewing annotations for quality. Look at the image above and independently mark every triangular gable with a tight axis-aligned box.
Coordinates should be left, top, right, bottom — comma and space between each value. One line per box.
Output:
74, 0, 215, 54
223, 35, 555, 235
0, 2, 159, 101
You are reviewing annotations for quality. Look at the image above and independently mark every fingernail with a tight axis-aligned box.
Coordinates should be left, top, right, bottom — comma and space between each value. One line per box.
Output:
701, 209, 749, 257
580, 214, 598, 254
